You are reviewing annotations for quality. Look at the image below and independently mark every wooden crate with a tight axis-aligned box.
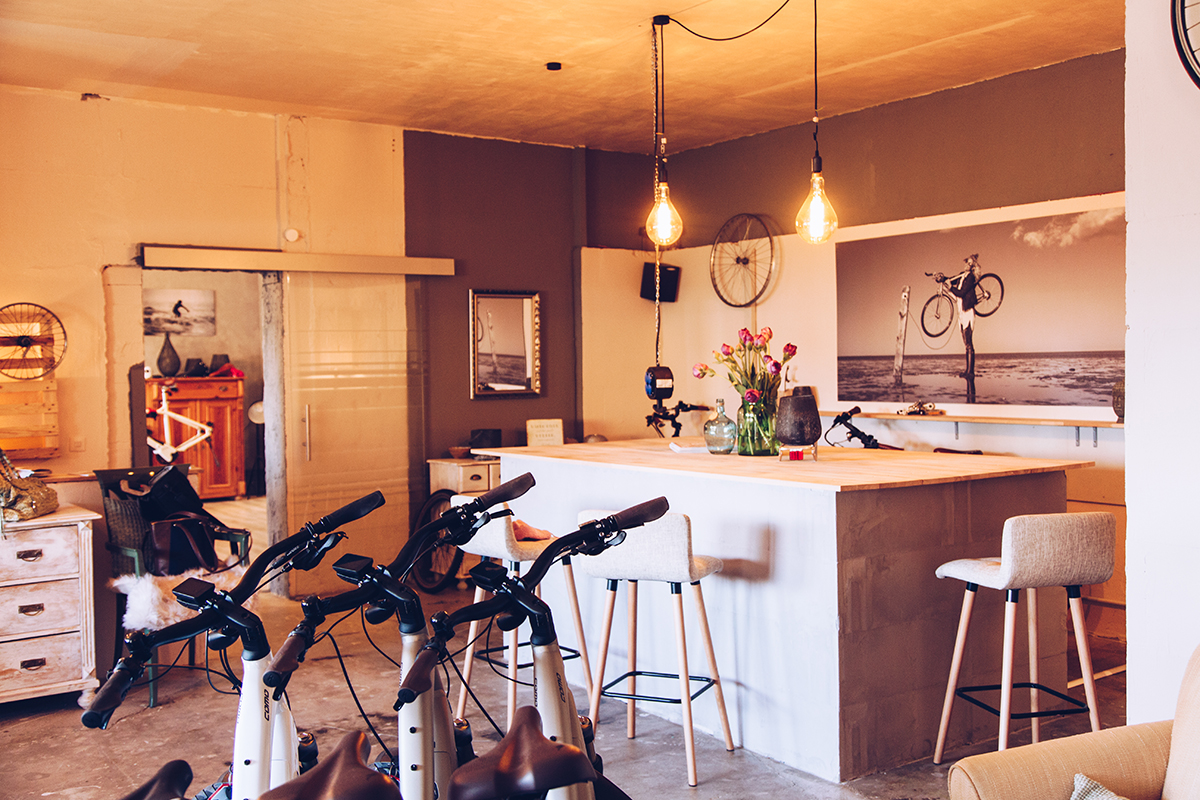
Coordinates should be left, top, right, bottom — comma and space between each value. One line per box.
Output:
0, 377, 59, 459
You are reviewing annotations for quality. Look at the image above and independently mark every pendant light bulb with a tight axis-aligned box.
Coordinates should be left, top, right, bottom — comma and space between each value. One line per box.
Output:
646, 181, 683, 247
796, 158, 838, 244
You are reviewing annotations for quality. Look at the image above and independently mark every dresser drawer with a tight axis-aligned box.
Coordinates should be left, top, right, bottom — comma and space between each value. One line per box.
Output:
0, 525, 80, 582
152, 378, 243, 401
429, 459, 497, 494
0, 579, 80, 637
0, 632, 83, 692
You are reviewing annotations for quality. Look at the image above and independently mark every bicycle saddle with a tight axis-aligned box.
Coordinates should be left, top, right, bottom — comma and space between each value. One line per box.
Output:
259, 731, 399, 800
118, 760, 192, 800
449, 706, 596, 800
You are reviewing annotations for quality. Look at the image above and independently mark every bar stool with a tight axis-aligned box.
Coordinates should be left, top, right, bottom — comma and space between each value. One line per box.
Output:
932, 511, 1115, 764
451, 497, 591, 730
578, 509, 735, 787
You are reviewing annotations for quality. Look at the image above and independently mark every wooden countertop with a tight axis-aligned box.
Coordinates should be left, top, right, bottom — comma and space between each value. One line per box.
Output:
474, 437, 1093, 492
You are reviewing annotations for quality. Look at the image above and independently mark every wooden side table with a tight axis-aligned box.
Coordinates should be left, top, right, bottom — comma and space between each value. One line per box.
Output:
0, 504, 101, 703
428, 457, 501, 496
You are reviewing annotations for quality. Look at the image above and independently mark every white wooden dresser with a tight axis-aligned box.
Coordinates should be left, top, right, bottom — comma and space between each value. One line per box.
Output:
0, 504, 100, 703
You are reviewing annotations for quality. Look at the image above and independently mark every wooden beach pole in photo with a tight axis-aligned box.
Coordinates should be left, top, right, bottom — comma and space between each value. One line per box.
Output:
894, 285, 910, 386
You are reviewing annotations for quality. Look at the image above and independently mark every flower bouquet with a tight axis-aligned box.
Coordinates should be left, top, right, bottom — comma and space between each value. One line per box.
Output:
694, 327, 797, 456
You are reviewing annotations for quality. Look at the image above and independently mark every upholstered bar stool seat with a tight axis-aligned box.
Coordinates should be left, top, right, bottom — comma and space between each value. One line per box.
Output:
578, 510, 734, 787
451, 496, 591, 730
933, 512, 1116, 764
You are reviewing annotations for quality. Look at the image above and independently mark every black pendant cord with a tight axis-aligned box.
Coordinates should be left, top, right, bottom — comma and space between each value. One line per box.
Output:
666, 0, 792, 42
812, 0, 821, 166
651, 20, 664, 367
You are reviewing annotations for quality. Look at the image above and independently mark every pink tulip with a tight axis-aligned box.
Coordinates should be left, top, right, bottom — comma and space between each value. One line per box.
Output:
738, 327, 754, 344
767, 358, 782, 375
783, 343, 797, 357
693, 363, 709, 378
743, 389, 761, 404
721, 343, 733, 356
754, 334, 767, 348
760, 327, 773, 341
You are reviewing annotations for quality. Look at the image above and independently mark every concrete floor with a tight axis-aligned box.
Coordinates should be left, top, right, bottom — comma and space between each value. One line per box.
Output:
1, 578, 1126, 800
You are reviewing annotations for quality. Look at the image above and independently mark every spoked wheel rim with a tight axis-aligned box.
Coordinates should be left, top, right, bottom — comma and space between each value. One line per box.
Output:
710, 214, 776, 307
409, 489, 465, 594
0, 303, 67, 380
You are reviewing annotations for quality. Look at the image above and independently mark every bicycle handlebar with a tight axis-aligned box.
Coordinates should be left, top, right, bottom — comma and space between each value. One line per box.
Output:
395, 644, 443, 708
83, 491, 386, 728
263, 622, 315, 689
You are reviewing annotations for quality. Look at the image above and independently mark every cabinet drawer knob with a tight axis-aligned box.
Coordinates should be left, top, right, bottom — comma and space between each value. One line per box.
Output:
18, 603, 45, 616
468, 473, 483, 482
16, 549, 43, 562
20, 658, 46, 671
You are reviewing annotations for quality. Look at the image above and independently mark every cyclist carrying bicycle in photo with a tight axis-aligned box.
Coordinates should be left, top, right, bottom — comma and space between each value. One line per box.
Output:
940, 253, 982, 378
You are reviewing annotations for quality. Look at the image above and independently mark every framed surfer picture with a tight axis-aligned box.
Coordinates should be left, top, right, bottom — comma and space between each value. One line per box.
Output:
470, 290, 541, 398
835, 199, 1125, 406
143, 289, 216, 336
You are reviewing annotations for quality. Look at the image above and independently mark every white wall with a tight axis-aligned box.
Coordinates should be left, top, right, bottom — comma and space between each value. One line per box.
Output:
0, 85, 406, 473
1125, 1, 1200, 721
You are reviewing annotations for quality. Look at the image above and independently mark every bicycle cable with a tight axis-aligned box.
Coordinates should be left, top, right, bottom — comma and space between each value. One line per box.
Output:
326, 633, 395, 765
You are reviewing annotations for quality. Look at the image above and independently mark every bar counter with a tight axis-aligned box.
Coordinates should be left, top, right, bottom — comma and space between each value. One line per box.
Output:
476, 438, 1093, 782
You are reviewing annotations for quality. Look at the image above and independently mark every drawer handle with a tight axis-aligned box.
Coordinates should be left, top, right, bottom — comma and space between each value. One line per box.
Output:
20, 658, 47, 671
17, 549, 43, 562
18, 603, 45, 616
468, 473, 483, 482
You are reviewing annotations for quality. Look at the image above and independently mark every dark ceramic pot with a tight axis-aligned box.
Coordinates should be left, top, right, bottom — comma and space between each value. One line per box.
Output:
777, 386, 822, 446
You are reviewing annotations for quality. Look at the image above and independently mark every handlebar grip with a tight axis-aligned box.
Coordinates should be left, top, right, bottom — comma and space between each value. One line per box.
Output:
609, 496, 669, 530
82, 662, 140, 729
264, 631, 310, 688
396, 646, 441, 708
470, 472, 535, 510
312, 491, 386, 535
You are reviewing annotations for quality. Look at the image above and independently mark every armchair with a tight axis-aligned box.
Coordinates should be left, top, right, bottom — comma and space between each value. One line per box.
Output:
948, 643, 1200, 800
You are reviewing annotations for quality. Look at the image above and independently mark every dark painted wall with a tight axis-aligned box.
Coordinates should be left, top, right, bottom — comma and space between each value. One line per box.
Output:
405, 51, 1124, 464
404, 132, 579, 463
586, 50, 1125, 250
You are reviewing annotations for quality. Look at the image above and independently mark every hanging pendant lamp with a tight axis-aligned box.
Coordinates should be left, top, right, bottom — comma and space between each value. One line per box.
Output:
796, 0, 838, 244
646, 15, 683, 248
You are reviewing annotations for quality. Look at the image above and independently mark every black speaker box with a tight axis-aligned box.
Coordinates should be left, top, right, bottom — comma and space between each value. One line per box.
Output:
640, 262, 680, 302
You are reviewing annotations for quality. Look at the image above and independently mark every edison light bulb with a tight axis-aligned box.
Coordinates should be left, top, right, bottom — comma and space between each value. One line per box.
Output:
796, 170, 838, 244
646, 182, 683, 247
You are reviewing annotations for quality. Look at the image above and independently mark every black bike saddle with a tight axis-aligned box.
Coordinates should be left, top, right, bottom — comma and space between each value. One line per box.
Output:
260, 731, 400, 800
450, 706, 597, 800
118, 760, 192, 800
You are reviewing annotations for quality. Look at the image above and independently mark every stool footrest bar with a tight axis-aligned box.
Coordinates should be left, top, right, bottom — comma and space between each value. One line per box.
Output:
956, 682, 1089, 719
599, 670, 717, 704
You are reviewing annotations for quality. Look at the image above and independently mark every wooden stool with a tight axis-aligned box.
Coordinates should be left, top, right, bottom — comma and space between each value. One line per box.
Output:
578, 509, 734, 787
933, 511, 1116, 764
451, 497, 591, 730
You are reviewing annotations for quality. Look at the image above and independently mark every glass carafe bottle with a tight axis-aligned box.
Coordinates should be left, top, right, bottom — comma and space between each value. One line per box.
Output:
703, 398, 738, 454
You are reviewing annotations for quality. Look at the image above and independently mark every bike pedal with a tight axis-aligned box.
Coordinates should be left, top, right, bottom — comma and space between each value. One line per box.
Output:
371, 760, 398, 777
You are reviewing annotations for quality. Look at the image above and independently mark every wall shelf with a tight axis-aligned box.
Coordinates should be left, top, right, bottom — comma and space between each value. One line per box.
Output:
819, 410, 1123, 447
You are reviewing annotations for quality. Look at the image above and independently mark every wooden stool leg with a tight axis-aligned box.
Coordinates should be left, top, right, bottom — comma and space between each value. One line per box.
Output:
560, 558, 593, 696
998, 589, 1019, 751
934, 584, 976, 764
691, 581, 734, 751
626, 580, 638, 740
506, 622, 519, 731
1027, 587, 1040, 744
588, 580, 618, 727
671, 584, 698, 786
455, 584, 488, 719
1068, 586, 1101, 731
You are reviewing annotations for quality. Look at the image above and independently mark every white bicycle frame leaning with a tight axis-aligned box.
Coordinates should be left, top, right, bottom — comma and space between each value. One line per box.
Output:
146, 382, 212, 462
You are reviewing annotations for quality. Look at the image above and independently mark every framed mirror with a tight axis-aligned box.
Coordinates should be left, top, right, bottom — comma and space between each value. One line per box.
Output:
470, 290, 541, 398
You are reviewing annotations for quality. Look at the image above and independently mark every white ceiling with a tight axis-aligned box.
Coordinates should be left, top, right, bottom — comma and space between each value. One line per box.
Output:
0, 0, 1124, 154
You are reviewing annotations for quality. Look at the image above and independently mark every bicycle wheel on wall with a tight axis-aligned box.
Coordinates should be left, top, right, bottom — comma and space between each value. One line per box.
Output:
920, 294, 955, 338
409, 489, 464, 593
974, 273, 1004, 317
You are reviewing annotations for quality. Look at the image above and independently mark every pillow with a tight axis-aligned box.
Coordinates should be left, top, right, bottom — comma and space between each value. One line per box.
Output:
1070, 774, 1130, 800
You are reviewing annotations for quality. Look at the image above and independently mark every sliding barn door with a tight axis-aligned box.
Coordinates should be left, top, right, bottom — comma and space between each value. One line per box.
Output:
283, 272, 413, 595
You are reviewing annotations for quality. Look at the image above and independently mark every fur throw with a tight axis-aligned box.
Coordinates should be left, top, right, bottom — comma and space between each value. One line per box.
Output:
110, 566, 253, 631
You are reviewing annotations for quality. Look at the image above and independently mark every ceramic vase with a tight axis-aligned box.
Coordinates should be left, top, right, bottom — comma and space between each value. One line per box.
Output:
156, 332, 181, 377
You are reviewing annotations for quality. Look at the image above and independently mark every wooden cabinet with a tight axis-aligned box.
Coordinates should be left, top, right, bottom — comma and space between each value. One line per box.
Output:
146, 377, 245, 499
0, 505, 100, 703
428, 457, 501, 496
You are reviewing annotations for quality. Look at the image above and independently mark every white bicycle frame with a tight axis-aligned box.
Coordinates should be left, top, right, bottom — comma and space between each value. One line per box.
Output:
229, 651, 300, 800
146, 383, 212, 462
395, 617, 596, 800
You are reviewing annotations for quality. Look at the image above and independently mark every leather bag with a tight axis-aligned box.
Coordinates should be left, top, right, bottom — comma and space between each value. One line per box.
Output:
144, 511, 241, 576
0, 447, 59, 523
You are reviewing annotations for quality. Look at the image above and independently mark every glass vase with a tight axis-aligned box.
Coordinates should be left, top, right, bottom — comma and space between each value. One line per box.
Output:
737, 398, 779, 456
703, 398, 738, 454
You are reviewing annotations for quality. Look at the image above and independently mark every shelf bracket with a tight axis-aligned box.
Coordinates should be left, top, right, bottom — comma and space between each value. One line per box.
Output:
954, 422, 960, 440
1093, 427, 1099, 448
1075, 426, 1080, 447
